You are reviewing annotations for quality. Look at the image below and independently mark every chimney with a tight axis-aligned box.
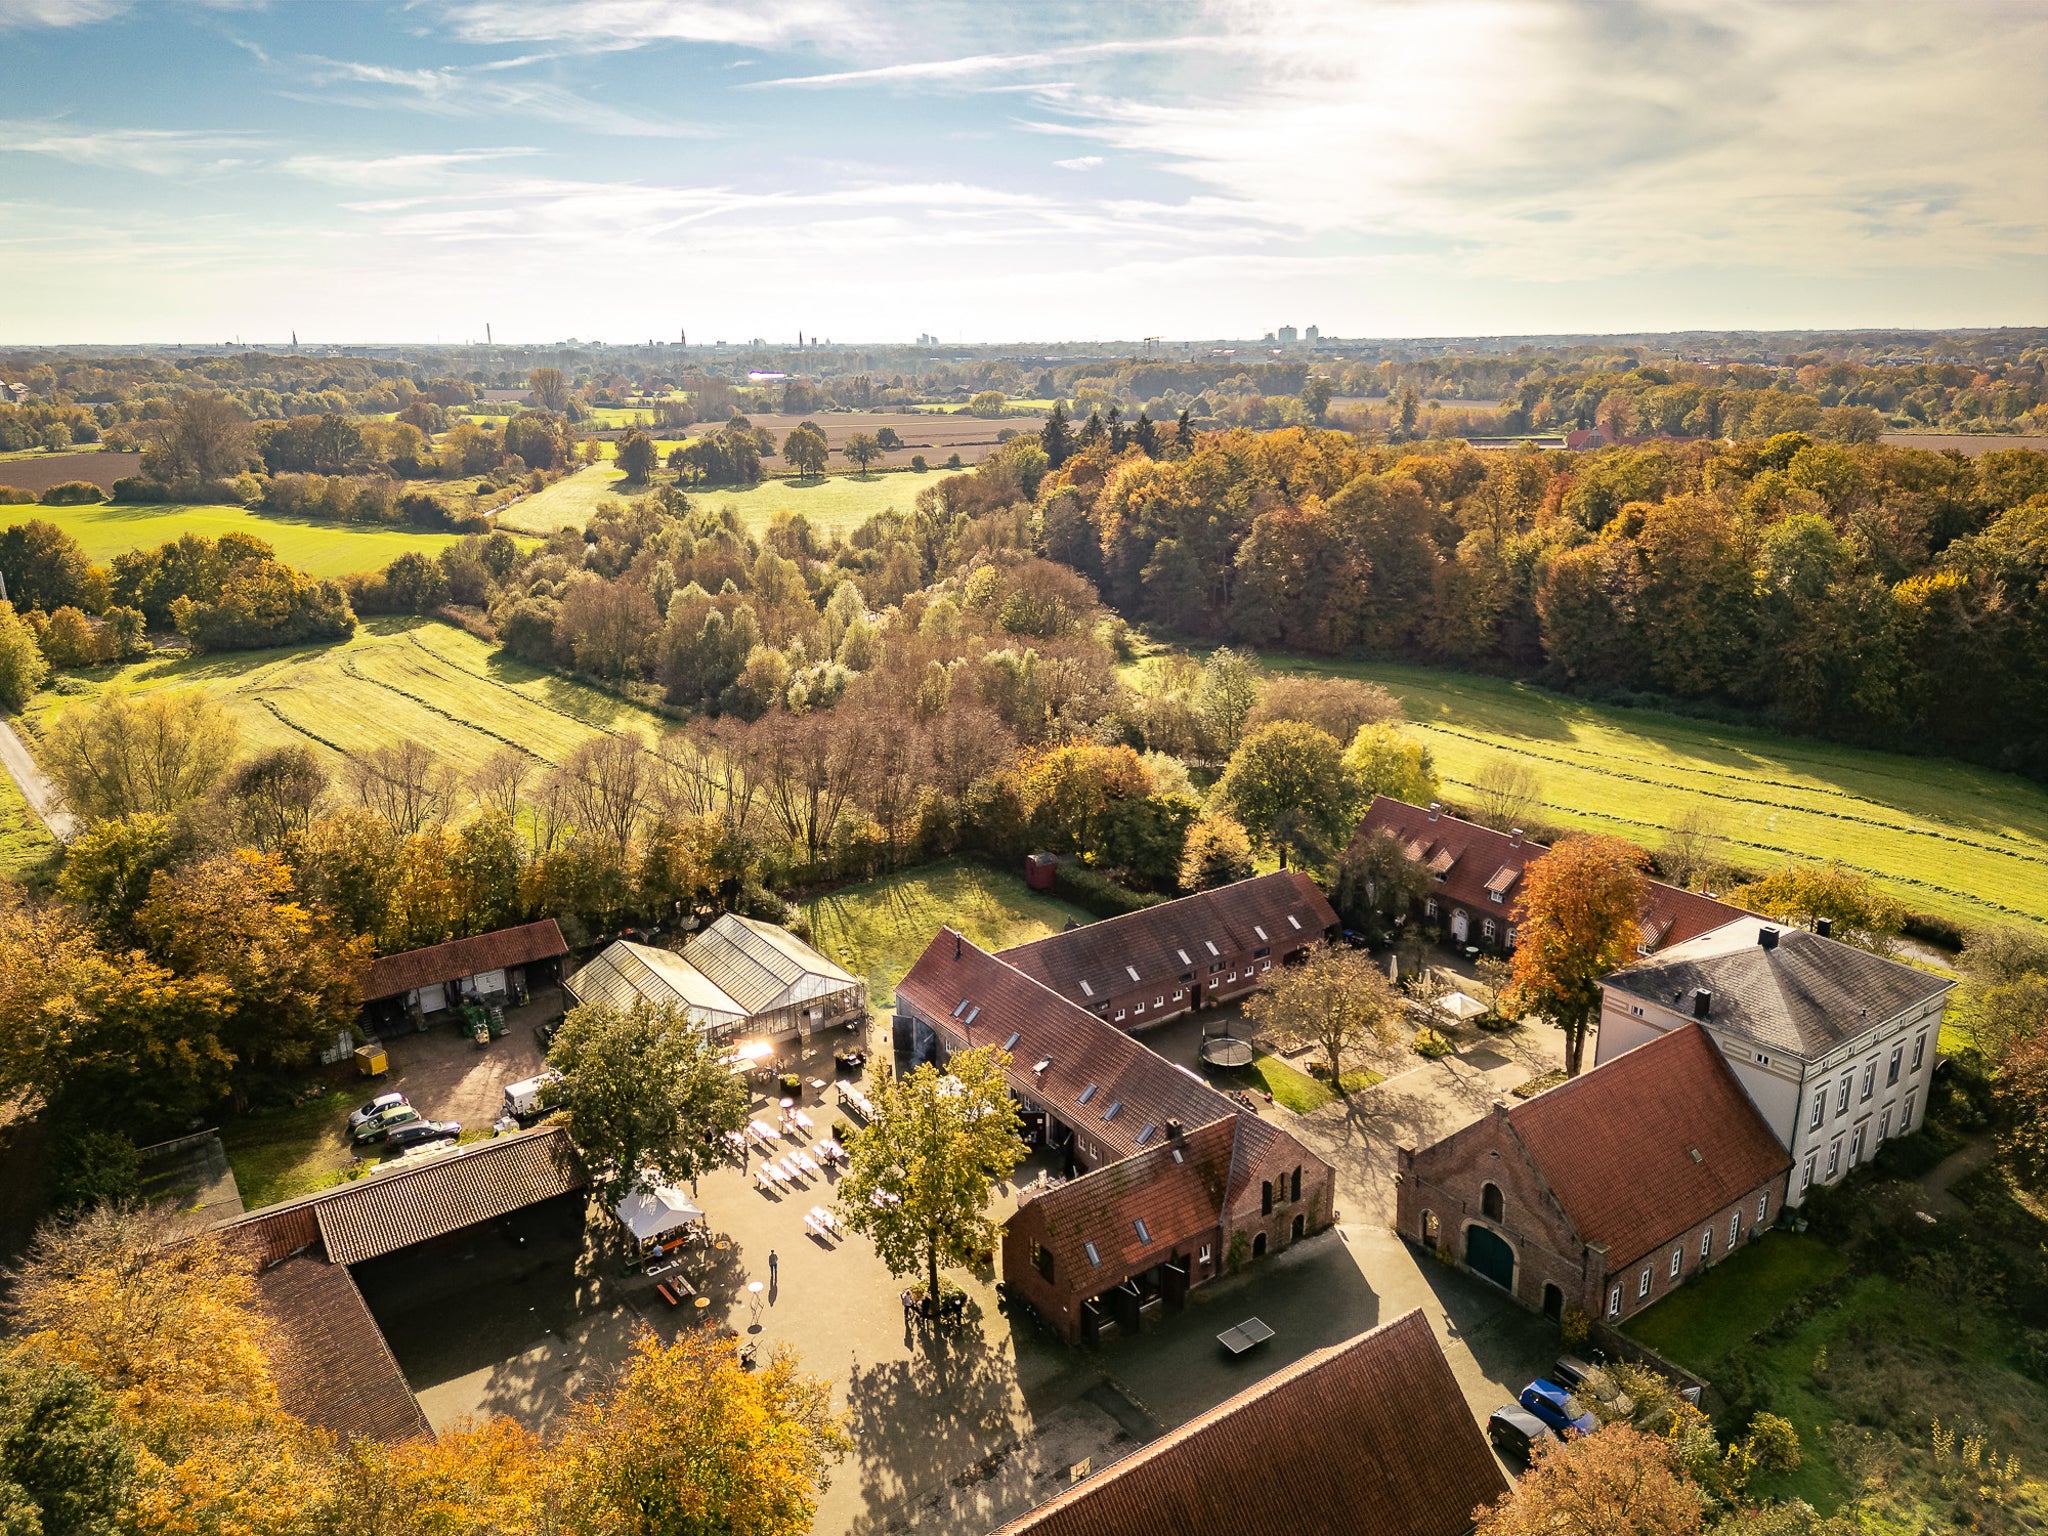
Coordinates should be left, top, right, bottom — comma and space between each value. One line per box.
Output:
1508, 828, 1523, 848
1427, 802, 1442, 822
1693, 988, 1713, 1020
1165, 1118, 1183, 1141
953, 931, 962, 960
1758, 926, 1779, 952
1814, 917, 1833, 938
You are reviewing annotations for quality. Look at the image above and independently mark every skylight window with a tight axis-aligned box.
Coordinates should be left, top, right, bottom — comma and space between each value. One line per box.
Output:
1136, 1124, 1156, 1144
1171, 1148, 1184, 1163
1134, 1219, 1151, 1243
1078, 1084, 1097, 1105
1102, 1101, 1121, 1122
1287, 915, 1302, 930
1125, 965, 1141, 982
1003, 1031, 1020, 1051
962, 1006, 980, 1026
1205, 940, 1220, 956
1253, 925, 1268, 942
1084, 1242, 1101, 1266
1177, 948, 1192, 965
952, 998, 970, 1018
1079, 979, 1094, 997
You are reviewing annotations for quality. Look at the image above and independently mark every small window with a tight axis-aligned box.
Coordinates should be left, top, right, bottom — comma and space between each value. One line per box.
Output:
1114, 1009, 1126, 1022
1290, 1166, 1302, 1202
1077, 1084, 1096, 1105
1102, 1101, 1121, 1122
1886, 1045, 1902, 1086
1607, 1286, 1621, 1318
1482, 918, 1496, 940
1176, 948, 1191, 965
1260, 959, 1271, 972
1209, 961, 1224, 975
1878, 1106, 1892, 1142
1137, 1124, 1155, 1145
1079, 980, 1093, 997
1860, 1062, 1876, 1102
1850, 1123, 1865, 1165
1631, 1004, 1645, 1018
1638, 1266, 1652, 1299
1125, 965, 1141, 983
1826, 1138, 1841, 1179
1134, 1218, 1151, 1244
1261, 1180, 1274, 1215
1131, 1002, 1144, 1015
1489, 888, 1503, 904
1700, 1228, 1712, 1260
1424, 897, 1439, 917
1757, 1192, 1769, 1223
1810, 1089, 1826, 1130
1204, 940, 1220, 957
1670, 1246, 1682, 1279
1083, 1242, 1100, 1266
1287, 914, 1302, 930
1033, 1242, 1054, 1282
1481, 1183, 1504, 1223
1901, 1091, 1916, 1131
1801, 1154, 1815, 1193
1754, 1052, 1770, 1067
1836, 1076, 1852, 1114
1172, 989, 1185, 1001
1252, 945, 1270, 959
1198, 1244, 1212, 1266
1729, 1211, 1741, 1245
1154, 995, 1164, 1008
1003, 1031, 1020, 1050
1911, 1032, 1926, 1073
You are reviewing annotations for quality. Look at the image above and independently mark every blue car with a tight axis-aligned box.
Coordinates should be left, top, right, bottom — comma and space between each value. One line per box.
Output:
1519, 1379, 1598, 1437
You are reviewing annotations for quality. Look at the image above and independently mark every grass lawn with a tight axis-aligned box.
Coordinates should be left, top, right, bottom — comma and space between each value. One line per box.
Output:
1232, 652, 2048, 934
220, 1088, 359, 1207
21, 618, 673, 779
699, 472, 928, 540
496, 463, 630, 535
1627, 1232, 1852, 1368
1208, 1051, 1382, 1114
0, 500, 468, 577
801, 858, 1089, 1013
0, 767, 58, 876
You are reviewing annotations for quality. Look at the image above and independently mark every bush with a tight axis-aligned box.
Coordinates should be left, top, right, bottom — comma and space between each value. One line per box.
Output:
111, 476, 171, 503
0, 485, 34, 505
1051, 864, 1165, 918
36, 605, 100, 668
1560, 1306, 1590, 1347
1902, 910, 1965, 951
1413, 1027, 1454, 1058
49, 1129, 141, 1213
910, 455, 929, 472
40, 480, 107, 506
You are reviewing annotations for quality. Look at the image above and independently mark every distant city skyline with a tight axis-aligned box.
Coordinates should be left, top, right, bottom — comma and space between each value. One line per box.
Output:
1, 0, 2043, 344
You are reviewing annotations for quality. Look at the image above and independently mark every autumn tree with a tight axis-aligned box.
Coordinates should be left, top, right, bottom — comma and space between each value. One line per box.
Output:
1180, 809, 1254, 890
551, 733, 649, 848
835, 1047, 1023, 1306
781, 421, 829, 478
1216, 719, 1361, 868
1954, 924, 2048, 1062
1727, 861, 1907, 952
1468, 755, 1543, 831
1657, 806, 1724, 892
546, 1000, 751, 1207
43, 689, 239, 822
1511, 833, 1650, 1075
470, 745, 535, 823
344, 740, 461, 835
1244, 674, 1401, 743
1996, 1028, 2048, 1189
223, 744, 328, 850
616, 428, 658, 482
1342, 721, 1441, 805
1243, 945, 1401, 1085
1473, 1424, 1706, 1536
842, 432, 882, 473
0, 600, 50, 710
1334, 825, 1431, 931
528, 367, 570, 414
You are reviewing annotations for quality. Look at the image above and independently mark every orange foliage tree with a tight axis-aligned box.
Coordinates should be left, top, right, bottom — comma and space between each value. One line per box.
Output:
1473, 1423, 1706, 1536
1509, 833, 1650, 1075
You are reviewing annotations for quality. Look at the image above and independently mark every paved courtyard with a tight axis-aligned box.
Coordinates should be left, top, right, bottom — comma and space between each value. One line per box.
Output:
365, 987, 559, 1132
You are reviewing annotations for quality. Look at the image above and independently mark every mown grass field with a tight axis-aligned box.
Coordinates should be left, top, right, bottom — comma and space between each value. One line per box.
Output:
0, 767, 58, 876
495, 464, 630, 535
0, 500, 468, 577
21, 618, 671, 778
700, 472, 927, 539
801, 858, 1088, 1013
1250, 654, 2048, 934
219, 1087, 358, 1207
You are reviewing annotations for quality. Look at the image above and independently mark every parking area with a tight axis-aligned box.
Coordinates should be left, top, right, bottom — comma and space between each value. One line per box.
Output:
366, 987, 559, 1131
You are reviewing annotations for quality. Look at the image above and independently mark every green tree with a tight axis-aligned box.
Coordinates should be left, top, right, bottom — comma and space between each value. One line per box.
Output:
528, 367, 570, 414
1334, 825, 1431, 931
781, 421, 829, 478
1511, 834, 1650, 1075
0, 520, 96, 613
615, 429, 658, 482
967, 390, 1007, 418
1341, 721, 1440, 805
1179, 809, 1254, 890
1954, 925, 2048, 1062
834, 1047, 1023, 1306
547, 1000, 751, 1207
1243, 945, 1399, 1085
1194, 647, 1265, 755
1216, 720, 1361, 868
1726, 862, 1907, 952
842, 432, 883, 474
0, 1349, 133, 1536
42, 689, 239, 822
1040, 399, 1072, 467
0, 600, 51, 709
1299, 374, 1335, 425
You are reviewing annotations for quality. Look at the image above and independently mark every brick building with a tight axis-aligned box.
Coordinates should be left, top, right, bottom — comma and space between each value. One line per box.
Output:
997, 871, 1336, 1031
1396, 1023, 1790, 1327
988, 1310, 1507, 1536
1350, 797, 1742, 955
897, 930, 1334, 1345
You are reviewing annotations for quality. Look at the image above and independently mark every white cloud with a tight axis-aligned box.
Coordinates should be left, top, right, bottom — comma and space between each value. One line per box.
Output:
0, 0, 131, 27
293, 54, 715, 137
0, 120, 265, 175
747, 36, 1230, 88
437, 0, 860, 50
1053, 155, 1101, 170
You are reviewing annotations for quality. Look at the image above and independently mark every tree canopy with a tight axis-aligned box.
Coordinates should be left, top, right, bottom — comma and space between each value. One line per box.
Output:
1510, 833, 1651, 1075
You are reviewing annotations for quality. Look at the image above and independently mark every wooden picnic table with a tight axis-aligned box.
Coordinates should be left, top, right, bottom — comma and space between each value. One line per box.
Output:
1217, 1317, 1275, 1356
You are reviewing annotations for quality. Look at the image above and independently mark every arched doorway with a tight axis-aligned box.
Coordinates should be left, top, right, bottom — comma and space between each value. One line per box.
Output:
1450, 909, 1470, 942
1252, 1232, 1268, 1259
1291, 1214, 1305, 1242
1421, 1210, 1439, 1247
1543, 1283, 1565, 1322
1466, 1224, 1515, 1293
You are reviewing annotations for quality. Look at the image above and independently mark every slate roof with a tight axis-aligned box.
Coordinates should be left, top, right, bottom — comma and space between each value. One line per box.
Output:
1507, 1022, 1791, 1270
989, 1309, 1508, 1536
1602, 916, 1955, 1057
363, 919, 568, 1001
252, 1255, 429, 1445
1354, 797, 1742, 954
1023, 1119, 1238, 1283
998, 872, 1336, 1006
897, 932, 1242, 1161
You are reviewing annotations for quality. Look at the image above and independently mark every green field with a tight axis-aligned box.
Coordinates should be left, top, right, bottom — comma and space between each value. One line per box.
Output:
496, 464, 631, 535
0, 766, 58, 876
801, 858, 1088, 1012
22, 618, 671, 778
219, 1087, 358, 1206
700, 472, 927, 538
0, 500, 467, 578
1248, 655, 2048, 934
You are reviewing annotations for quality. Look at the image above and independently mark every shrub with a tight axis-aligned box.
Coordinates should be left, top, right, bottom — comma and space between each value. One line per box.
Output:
49, 1129, 141, 1212
1903, 911, 1965, 951
910, 455, 929, 472
1743, 1412, 1802, 1473
111, 475, 171, 503
1413, 1027, 1454, 1058
40, 480, 107, 505
36, 605, 100, 668
1051, 864, 1165, 918
0, 485, 34, 505
1560, 1306, 1590, 1347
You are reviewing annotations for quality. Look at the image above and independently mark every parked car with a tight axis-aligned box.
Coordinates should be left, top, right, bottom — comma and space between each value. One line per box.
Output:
352, 1104, 420, 1144
1519, 1380, 1599, 1438
348, 1092, 408, 1133
384, 1119, 460, 1151
1552, 1356, 1634, 1418
1487, 1404, 1554, 1464
502, 1070, 562, 1121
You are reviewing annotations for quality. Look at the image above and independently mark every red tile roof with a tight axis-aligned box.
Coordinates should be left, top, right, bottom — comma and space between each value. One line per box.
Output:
253, 1255, 430, 1445
990, 1309, 1508, 1536
1354, 797, 1741, 953
1022, 1119, 1237, 1282
1507, 1023, 1791, 1269
363, 919, 568, 1001
897, 933, 1243, 1161
998, 872, 1337, 1006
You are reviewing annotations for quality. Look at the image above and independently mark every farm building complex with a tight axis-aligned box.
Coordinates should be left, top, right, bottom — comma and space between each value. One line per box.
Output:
362, 919, 569, 1019
997, 871, 1337, 1030
565, 913, 865, 1045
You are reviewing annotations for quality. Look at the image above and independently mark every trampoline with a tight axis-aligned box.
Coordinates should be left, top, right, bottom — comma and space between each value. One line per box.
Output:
1199, 1033, 1254, 1068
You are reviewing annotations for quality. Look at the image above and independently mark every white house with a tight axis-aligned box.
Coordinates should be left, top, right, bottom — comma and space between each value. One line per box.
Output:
1595, 917, 1953, 1205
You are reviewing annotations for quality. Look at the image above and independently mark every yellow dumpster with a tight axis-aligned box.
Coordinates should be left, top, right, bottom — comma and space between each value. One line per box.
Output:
354, 1042, 388, 1077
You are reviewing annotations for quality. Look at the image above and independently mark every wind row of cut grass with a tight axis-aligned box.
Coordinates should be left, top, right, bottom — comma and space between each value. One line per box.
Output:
21, 618, 671, 780
1249, 653, 2048, 934
800, 858, 1088, 1013
0, 499, 469, 577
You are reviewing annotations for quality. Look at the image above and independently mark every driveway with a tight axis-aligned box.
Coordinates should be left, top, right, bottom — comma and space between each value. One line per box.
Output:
369, 989, 556, 1130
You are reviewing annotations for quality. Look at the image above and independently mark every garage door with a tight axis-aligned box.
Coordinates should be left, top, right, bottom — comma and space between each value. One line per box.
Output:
417, 983, 448, 1014
1466, 1224, 1515, 1293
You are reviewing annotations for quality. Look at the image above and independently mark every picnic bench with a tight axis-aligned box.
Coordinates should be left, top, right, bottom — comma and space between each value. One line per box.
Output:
1217, 1317, 1275, 1356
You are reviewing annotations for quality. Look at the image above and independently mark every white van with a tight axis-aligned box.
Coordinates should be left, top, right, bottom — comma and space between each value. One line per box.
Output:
502, 1071, 562, 1121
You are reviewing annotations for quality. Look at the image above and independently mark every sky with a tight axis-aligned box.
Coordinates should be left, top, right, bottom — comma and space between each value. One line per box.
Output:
0, 0, 2044, 345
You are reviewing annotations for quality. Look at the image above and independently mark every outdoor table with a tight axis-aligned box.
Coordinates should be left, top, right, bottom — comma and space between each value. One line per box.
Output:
793, 1110, 814, 1131
795, 1152, 819, 1176
750, 1119, 780, 1141
1217, 1317, 1276, 1356
693, 1296, 711, 1319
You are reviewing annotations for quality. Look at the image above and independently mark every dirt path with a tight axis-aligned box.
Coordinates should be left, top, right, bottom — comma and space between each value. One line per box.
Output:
1918, 1134, 1997, 1217
0, 714, 79, 841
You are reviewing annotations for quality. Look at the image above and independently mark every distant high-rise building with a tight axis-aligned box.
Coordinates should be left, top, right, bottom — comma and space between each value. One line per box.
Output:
1306, 324, 1320, 342
1277, 325, 1298, 345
